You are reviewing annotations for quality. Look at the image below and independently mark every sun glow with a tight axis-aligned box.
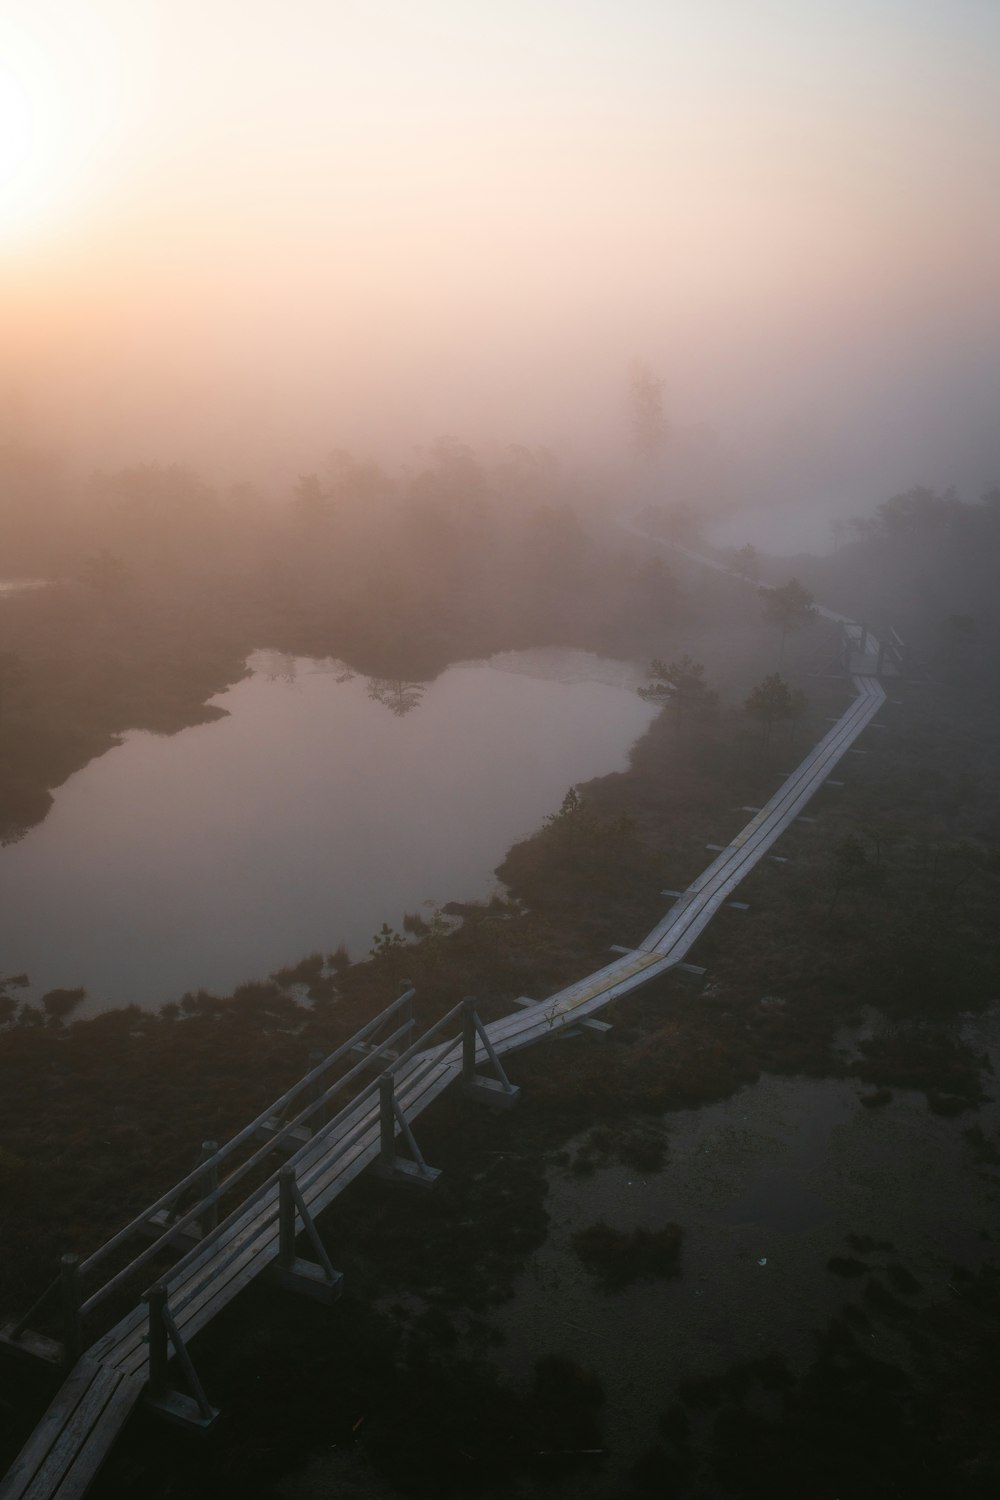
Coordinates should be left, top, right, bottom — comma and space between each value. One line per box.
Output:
0, 8, 122, 244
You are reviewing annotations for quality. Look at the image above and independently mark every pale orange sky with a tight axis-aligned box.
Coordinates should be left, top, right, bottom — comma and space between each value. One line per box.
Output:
2, 0, 999, 492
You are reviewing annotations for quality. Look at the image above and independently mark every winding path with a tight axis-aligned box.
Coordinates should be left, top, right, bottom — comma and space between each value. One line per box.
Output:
1, 542, 889, 1500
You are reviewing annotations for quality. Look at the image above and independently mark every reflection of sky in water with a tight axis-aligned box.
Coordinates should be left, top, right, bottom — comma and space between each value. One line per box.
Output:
0, 649, 655, 1012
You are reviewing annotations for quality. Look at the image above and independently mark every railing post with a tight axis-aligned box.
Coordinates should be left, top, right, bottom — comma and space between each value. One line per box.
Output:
144, 1284, 169, 1399
460, 1001, 521, 1111
375, 1069, 441, 1186
199, 1141, 219, 1234
278, 1166, 297, 1271
379, 1073, 395, 1165
142, 1284, 220, 1429
59, 1253, 82, 1363
462, 996, 477, 1083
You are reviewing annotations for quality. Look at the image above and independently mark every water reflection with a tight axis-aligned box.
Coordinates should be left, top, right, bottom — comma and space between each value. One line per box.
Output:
366, 678, 426, 717
0, 647, 654, 1012
256, 650, 298, 684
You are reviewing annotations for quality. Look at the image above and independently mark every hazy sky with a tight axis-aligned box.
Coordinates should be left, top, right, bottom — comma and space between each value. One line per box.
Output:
2, 1, 999, 494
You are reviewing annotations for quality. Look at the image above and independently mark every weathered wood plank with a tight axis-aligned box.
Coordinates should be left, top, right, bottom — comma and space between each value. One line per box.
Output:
0, 1359, 104, 1500
49, 1374, 145, 1500
18, 1368, 125, 1500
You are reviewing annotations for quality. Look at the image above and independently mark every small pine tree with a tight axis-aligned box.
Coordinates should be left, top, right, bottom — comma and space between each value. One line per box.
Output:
758, 579, 817, 665
744, 673, 806, 751
639, 655, 716, 728
628, 361, 668, 464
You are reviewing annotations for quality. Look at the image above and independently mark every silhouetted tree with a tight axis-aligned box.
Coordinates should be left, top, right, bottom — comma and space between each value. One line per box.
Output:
876, 486, 957, 543
41, 988, 85, 1023
291, 473, 333, 529
758, 578, 817, 665
323, 449, 394, 512
628, 361, 668, 464
744, 673, 806, 751
495, 444, 559, 508
640, 654, 716, 728
90, 464, 221, 568
734, 543, 759, 580
829, 832, 885, 913
366, 678, 425, 717
410, 436, 488, 508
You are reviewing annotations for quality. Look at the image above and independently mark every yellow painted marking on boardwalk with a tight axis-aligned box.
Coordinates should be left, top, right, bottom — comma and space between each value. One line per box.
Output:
544, 950, 663, 1018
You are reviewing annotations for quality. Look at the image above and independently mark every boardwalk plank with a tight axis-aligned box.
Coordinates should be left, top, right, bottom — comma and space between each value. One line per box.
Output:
0, 1360, 104, 1500
18, 1369, 125, 1500
49, 1375, 145, 1500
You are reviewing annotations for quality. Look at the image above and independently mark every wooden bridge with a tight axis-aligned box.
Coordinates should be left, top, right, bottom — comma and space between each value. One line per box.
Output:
1, 567, 893, 1498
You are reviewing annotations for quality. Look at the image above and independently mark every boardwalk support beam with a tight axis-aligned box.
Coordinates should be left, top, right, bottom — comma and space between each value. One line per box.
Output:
376, 1074, 441, 1186
266, 1168, 343, 1304
143, 1285, 218, 1431
461, 997, 521, 1108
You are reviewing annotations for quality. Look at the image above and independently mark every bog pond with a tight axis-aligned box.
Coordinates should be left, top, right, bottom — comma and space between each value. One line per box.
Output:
0, 647, 656, 1014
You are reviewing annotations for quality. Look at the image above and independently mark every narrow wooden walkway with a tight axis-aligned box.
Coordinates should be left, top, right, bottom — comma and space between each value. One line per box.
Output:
2, 599, 888, 1499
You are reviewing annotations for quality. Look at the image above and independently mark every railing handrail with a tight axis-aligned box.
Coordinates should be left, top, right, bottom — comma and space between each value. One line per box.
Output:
383, 999, 463, 1077
77, 986, 415, 1279
79, 1016, 415, 1317
79, 993, 467, 1320
154, 1001, 469, 1312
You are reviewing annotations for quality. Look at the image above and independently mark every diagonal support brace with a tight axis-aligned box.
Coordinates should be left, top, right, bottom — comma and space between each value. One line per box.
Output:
376, 1073, 441, 1186
143, 1284, 219, 1430
461, 997, 520, 1109
266, 1166, 343, 1303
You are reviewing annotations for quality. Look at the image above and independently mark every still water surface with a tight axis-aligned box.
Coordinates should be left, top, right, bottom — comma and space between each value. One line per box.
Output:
486, 1022, 1000, 1490
1, 648, 655, 1013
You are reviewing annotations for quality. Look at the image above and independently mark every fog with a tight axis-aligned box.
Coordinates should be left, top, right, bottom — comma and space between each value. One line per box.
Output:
7, 8, 1000, 1494
3, 0, 999, 513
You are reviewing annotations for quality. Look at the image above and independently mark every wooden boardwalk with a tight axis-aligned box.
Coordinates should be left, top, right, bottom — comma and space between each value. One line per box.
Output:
1, 599, 888, 1498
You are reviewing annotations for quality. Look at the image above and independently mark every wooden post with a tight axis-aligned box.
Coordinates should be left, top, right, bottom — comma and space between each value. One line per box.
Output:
199, 1142, 219, 1234
145, 1284, 169, 1399
379, 1074, 395, 1164
278, 1167, 297, 1271
460, 1001, 520, 1110
143, 1285, 220, 1428
266, 1167, 343, 1303
462, 996, 477, 1084
59, 1254, 82, 1363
